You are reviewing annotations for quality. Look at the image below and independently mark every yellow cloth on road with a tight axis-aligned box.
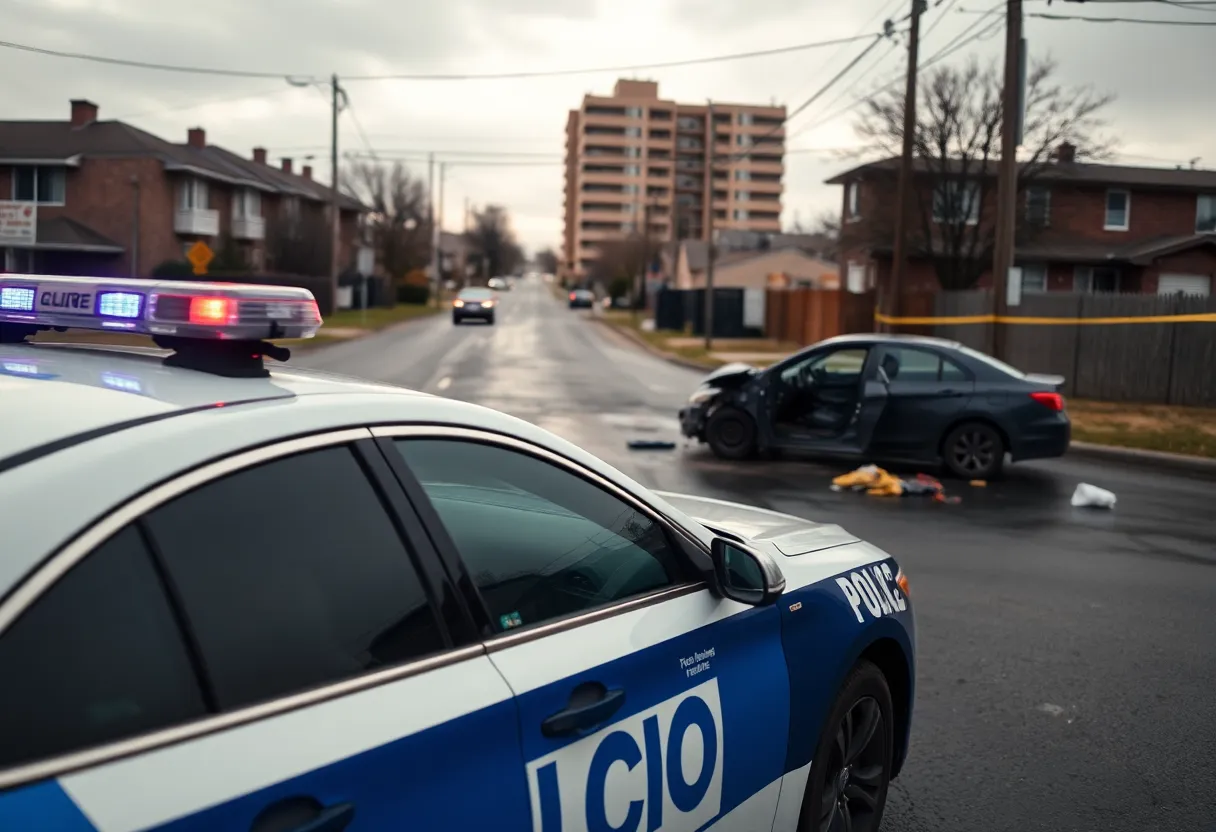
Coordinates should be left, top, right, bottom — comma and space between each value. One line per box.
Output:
832, 465, 903, 496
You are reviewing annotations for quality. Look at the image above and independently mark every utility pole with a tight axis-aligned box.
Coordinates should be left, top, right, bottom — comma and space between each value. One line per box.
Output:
432, 152, 442, 299
990, 0, 1024, 360
330, 74, 342, 311
703, 101, 717, 352
889, 0, 926, 333
436, 161, 446, 301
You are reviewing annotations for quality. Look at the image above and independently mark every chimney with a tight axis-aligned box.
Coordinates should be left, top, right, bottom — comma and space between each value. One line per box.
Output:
187, 127, 206, 149
1055, 142, 1076, 164
281, 158, 293, 174
253, 147, 267, 165
302, 165, 312, 180
70, 99, 98, 128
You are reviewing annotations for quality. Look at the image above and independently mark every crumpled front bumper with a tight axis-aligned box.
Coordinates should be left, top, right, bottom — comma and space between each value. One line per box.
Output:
678, 404, 707, 439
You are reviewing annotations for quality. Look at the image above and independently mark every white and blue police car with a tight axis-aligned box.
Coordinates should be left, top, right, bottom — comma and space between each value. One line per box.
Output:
0, 275, 915, 832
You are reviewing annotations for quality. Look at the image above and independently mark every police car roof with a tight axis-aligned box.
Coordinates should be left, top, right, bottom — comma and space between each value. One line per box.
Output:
0, 341, 420, 467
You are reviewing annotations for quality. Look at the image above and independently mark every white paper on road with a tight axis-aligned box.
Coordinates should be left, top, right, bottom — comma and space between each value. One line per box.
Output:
1071, 482, 1117, 509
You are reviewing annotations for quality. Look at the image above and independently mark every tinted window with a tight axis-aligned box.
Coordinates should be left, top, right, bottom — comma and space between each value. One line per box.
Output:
144, 446, 445, 712
394, 440, 685, 630
0, 525, 207, 769
781, 348, 868, 386
956, 345, 1026, 379
882, 347, 941, 382
941, 357, 969, 382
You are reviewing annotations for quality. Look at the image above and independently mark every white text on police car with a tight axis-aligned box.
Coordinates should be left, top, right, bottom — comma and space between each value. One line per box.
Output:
836, 563, 906, 623
526, 679, 724, 832
679, 647, 715, 679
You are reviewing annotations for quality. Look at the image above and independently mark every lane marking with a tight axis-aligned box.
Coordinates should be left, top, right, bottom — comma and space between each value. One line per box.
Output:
436, 376, 452, 391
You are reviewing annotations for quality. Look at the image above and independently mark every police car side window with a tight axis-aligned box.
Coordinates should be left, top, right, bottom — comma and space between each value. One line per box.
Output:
143, 445, 446, 712
394, 439, 687, 630
0, 525, 207, 770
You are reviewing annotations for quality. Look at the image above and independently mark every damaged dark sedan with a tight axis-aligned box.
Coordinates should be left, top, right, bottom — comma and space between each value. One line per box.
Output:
678, 333, 1071, 480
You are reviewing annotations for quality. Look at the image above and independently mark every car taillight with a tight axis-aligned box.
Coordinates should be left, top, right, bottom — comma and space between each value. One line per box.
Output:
1030, 391, 1064, 411
569, 292, 576, 301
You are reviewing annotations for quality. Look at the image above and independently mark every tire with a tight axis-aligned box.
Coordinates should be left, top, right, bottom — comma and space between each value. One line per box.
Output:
487, 316, 496, 325
942, 421, 1005, 480
705, 406, 757, 460
798, 660, 895, 832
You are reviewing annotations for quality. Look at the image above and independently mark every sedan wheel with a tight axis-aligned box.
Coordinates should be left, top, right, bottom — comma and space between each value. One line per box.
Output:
943, 421, 1005, 479
799, 661, 893, 832
705, 407, 757, 460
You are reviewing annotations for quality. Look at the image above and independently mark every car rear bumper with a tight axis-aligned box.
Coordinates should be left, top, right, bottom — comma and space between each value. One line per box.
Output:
1013, 416, 1070, 461
454, 308, 494, 321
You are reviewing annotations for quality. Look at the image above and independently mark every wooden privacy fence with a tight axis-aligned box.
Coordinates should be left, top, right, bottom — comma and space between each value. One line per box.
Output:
895, 290, 1216, 407
764, 288, 877, 345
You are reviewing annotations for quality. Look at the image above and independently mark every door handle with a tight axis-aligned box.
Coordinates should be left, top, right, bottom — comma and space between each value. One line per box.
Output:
541, 683, 625, 738
251, 799, 355, 832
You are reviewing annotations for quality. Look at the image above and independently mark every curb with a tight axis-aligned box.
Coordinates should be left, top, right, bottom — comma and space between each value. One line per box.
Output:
1067, 440, 1216, 479
590, 316, 718, 373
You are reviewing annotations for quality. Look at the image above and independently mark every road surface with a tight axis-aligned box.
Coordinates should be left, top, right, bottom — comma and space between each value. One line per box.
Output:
299, 277, 1216, 831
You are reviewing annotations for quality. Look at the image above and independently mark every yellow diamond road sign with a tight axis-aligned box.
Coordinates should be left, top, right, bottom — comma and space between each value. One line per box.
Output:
186, 241, 214, 275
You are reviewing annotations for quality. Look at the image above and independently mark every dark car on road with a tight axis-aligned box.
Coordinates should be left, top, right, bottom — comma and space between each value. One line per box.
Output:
452, 287, 496, 325
679, 333, 1070, 479
568, 289, 595, 309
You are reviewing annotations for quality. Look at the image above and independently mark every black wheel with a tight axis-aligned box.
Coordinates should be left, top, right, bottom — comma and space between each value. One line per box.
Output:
487, 316, 496, 325
705, 406, 757, 460
942, 421, 1005, 479
799, 660, 894, 832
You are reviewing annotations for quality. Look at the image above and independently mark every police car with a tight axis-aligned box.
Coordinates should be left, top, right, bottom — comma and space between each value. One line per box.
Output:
0, 275, 915, 832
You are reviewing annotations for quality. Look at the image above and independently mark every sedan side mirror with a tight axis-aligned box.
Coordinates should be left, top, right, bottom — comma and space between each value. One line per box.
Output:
710, 537, 786, 606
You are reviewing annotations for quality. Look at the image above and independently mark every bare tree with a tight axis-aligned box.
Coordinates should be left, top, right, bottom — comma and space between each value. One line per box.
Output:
534, 247, 560, 275
465, 205, 524, 279
343, 161, 432, 279
588, 236, 649, 298
853, 56, 1115, 290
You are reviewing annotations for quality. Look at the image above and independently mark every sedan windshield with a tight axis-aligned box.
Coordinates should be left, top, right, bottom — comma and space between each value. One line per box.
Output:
459, 288, 494, 301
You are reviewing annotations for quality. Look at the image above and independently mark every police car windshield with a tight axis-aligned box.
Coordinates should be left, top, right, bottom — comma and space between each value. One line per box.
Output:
956, 345, 1026, 379
459, 288, 494, 300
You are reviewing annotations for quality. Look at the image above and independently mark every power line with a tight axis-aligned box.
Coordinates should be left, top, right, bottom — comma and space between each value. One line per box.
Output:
961, 7, 1216, 21
0, 31, 888, 83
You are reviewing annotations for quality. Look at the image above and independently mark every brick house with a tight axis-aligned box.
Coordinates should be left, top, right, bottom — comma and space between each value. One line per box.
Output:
827, 143, 1216, 298
0, 99, 367, 281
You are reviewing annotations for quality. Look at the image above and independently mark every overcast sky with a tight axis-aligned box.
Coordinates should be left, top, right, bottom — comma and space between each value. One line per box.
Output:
5, 0, 1214, 253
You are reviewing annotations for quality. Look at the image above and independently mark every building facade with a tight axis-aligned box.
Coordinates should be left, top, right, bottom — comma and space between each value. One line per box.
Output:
828, 143, 1216, 298
0, 99, 367, 284
561, 79, 786, 283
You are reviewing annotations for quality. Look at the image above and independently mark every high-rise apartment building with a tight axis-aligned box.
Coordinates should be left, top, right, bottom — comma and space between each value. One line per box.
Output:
561, 79, 786, 282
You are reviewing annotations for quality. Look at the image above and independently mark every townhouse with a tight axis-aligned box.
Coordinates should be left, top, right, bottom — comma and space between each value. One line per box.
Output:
0, 99, 367, 283
827, 142, 1216, 297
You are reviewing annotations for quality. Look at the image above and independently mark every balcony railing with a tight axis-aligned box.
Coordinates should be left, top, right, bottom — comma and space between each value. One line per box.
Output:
174, 208, 219, 236
231, 215, 265, 241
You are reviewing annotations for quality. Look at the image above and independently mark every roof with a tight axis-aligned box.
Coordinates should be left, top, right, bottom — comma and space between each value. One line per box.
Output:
818, 333, 961, 349
0, 119, 367, 212
32, 217, 124, 253
826, 155, 1216, 191
0, 344, 412, 467
680, 240, 835, 272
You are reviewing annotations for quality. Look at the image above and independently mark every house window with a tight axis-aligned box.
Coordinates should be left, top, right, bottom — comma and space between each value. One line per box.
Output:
1104, 189, 1129, 231
625, 106, 643, 118
734, 170, 751, 182
12, 166, 66, 205
735, 191, 751, 202
1026, 187, 1050, 227
1074, 265, 1120, 293
733, 209, 749, 221
738, 113, 754, 126
232, 189, 261, 218
625, 126, 642, 138
623, 184, 639, 195
847, 181, 861, 221
625, 147, 642, 158
178, 179, 208, 211
624, 165, 640, 176
1197, 194, 1216, 233
1020, 263, 1048, 293
932, 181, 980, 225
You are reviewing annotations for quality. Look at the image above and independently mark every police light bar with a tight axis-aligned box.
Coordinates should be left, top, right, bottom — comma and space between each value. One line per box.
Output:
0, 274, 323, 341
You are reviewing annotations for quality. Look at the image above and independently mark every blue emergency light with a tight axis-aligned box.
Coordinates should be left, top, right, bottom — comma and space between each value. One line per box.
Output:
0, 274, 323, 342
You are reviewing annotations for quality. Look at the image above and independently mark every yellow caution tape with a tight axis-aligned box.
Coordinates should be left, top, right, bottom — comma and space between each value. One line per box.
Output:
873, 311, 1216, 326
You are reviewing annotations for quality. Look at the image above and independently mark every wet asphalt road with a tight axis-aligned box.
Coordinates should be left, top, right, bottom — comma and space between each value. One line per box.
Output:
299, 277, 1216, 832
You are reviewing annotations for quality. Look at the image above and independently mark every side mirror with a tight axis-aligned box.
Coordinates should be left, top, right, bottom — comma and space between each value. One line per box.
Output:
710, 537, 786, 606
